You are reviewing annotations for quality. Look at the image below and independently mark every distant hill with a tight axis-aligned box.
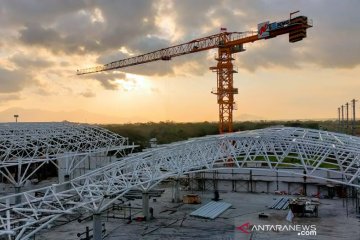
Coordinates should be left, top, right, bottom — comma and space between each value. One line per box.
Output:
235, 113, 266, 121
0, 107, 132, 123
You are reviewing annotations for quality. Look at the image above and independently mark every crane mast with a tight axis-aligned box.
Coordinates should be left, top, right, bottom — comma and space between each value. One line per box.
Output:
77, 13, 312, 133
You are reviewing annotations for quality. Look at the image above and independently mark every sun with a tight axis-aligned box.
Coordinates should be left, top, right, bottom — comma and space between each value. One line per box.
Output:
114, 73, 149, 92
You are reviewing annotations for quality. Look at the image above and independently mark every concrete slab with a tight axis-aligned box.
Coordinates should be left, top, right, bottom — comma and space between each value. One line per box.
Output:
35, 184, 360, 240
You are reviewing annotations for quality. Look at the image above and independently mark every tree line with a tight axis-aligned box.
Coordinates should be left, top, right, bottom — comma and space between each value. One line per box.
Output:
102, 120, 343, 150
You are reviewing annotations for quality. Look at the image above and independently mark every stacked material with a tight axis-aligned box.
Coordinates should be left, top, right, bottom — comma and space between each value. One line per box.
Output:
190, 201, 232, 219
269, 197, 290, 210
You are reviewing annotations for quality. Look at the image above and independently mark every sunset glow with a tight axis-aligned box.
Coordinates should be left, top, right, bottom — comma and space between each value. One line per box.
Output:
0, 1, 359, 123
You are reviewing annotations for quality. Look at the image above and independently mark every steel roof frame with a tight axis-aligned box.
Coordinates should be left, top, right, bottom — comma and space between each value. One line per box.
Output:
0, 122, 134, 187
0, 127, 359, 239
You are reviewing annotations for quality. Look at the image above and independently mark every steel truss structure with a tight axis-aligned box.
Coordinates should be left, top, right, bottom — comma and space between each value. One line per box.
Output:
0, 122, 133, 190
0, 127, 359, 239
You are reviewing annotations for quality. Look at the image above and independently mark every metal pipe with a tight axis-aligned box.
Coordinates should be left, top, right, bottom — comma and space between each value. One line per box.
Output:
20, 215, 62, 240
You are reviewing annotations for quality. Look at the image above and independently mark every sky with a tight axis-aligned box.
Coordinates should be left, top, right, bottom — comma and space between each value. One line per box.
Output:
0, 0, 360, 123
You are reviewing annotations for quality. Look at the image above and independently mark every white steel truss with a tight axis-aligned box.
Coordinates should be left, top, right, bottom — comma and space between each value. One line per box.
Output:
0, 122, 134, 187
0, 127, 359, 239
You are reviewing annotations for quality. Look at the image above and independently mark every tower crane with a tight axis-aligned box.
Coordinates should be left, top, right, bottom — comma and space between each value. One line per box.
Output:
77, 12, 312, 133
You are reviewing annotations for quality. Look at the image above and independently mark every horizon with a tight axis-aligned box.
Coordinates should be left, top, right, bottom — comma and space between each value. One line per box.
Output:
0, 106, 339, 125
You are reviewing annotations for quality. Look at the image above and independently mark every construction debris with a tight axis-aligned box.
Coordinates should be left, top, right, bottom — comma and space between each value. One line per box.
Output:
289, 197, 320, 217
183, 194, 201, 204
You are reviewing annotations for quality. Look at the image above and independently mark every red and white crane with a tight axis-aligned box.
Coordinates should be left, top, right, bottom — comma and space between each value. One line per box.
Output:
78, 12, 312, 133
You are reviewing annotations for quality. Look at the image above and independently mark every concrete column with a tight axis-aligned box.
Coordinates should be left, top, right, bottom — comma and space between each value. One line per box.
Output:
58, 155, 74, 185
64, 174, 71, 191
213, 171, 218, 191
231, 170, 236, 192
5, 199, 11, 239
357, 178, 360, 214
14, 186, 22, 205
142, 192, 149, 220
249, 170, 253, 193
93, 213, 102, 240
58, 158, 67, 184
288, 182, 291, 195
303, 170, 307, 196
173, 179, 181, 203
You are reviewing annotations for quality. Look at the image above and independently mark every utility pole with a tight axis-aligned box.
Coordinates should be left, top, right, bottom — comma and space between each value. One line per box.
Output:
13, 114, 19, 123
338, 107, 341, 132
352, 99, 357, 135
341, 105, 344, 132
346, 102, 349, 134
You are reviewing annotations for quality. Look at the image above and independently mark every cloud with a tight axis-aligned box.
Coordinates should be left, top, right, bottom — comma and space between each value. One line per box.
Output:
80, 89, 96, 98
33, 86, 55, 96
0, 67, 33, 93
95, 1, 359, 74
165, 0, 360, 71
10, 0, 210, 77
150, 87, 160, 93
235, 39, 301, 72
15, 0, 158, 55
0, 93, 21, 103
0, 0, 87, 28
19, 23, 101, 54
81, 72, 126, 90
10, 53, 54, 70
96, 51, 130, 64
2, 0, 360, 83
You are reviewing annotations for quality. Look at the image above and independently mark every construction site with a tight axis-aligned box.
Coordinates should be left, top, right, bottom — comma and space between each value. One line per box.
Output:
0, 124, 359, 240
0, 5, 359, 240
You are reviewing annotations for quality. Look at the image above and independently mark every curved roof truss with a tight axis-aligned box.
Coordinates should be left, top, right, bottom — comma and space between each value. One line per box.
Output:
0, 122, 134, 186
0, 127, 359, 239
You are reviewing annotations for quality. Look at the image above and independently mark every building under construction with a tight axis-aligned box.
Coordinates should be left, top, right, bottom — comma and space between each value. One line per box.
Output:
0, 13, 359, 240
0, 125, 359, 239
